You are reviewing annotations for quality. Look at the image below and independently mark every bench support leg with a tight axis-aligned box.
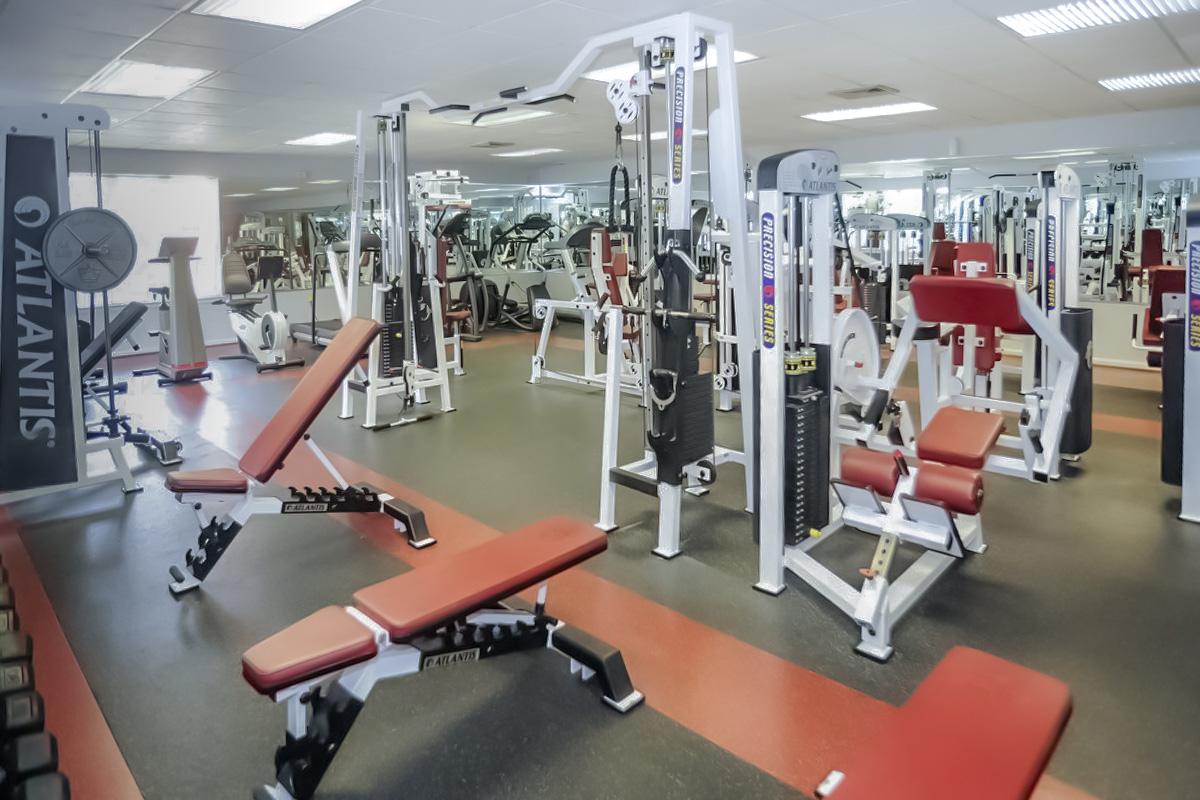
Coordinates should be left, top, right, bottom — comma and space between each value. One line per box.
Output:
550, 626, 645, 712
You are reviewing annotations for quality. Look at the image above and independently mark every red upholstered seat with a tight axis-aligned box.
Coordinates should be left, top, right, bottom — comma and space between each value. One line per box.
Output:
840, 448, 900, 498
165, 468, 248, 494
243, 607, 377, 695
821, 646, 1071, 800
917, 407, 1005, 470
238, 317, 380, 483
354, 517, 605, 641
914, 462, 983, 515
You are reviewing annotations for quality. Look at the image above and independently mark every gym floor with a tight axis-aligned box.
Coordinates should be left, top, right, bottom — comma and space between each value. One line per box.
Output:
4, 326, 1192, 800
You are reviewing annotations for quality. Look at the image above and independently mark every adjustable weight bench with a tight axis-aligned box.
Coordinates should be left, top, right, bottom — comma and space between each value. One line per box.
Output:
817, 646, 1072, 799
164, 317, 434, 596
244, 517, 643, 800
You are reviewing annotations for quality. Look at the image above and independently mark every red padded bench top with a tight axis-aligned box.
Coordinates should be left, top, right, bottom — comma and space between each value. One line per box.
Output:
822, 646, 1071, 800
238, 317, 379, 483
355, 517, 605, 641
910, 275, 1032, 334
241, 518, 605, 694
917, 407, 1005, 470
165, 468, 248, 494
839, 448, 984, 515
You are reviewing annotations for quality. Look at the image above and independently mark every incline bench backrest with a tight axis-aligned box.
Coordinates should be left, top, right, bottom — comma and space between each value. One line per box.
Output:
910, 275, 1028, 334
238, 317, 380, 483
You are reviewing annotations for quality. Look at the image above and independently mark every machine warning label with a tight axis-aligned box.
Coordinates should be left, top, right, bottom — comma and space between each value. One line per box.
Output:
423, 648, 480, 669
1189, 241, 1200, 352
761, 212, 776, 349
671, 66, 685, 184
1045, 215, 1057, 310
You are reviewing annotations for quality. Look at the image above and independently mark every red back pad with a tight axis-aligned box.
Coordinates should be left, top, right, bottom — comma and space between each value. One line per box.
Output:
1141, 227, 1164, 266
930, 240, 957, 276
238, 317, 380, 483
354, 517, 605, 641
910, 275, 1025, 332
242, 607, 377, 695
824, 647, 1071, 800
955, 241, 996, 278
1146, 266, 1186, 342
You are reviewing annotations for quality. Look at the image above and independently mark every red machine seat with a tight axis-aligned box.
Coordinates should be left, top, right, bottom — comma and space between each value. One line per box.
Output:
165, 468, 248, 494
917, 407, 1004, 470
354, 518, 605, 641
238, 317, 380, 483
914, 462, 984, 515
821, 646, 1071, 800
243, 607, 377, 694
840, 449, 900, 498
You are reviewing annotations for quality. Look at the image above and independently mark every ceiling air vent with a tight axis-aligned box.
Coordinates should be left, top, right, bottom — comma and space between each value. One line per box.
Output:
829, 85, 899, 101
471, 141, 515, 149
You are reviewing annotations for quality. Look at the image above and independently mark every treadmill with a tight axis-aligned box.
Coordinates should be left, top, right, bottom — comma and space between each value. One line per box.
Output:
292, 220, 361, 347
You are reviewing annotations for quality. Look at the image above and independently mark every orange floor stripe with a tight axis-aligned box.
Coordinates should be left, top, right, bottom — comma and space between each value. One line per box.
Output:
0, 510, 142, 800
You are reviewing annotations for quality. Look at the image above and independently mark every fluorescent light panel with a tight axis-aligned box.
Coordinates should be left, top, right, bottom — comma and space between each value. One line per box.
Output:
448, 109, 553, 128
622, 129, 708, 142
1100, 67, 1200, 90
286, 132, 355, 146
78, 59, 212, 98
262, 186, 297, 192
308, 179, 342, 184
583, 51, 759, 83
225, 192, 255, 197
1013, 150, 1096, 160
803, 102, 936, 122
191, 0, 363, 29
491, 148, 563, 158
998, 0, 1199, 37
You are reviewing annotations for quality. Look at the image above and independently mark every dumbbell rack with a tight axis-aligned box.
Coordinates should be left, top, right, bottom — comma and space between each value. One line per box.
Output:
0, 559, 71, 798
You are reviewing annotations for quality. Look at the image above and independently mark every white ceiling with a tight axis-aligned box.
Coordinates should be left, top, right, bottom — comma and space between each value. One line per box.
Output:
2, 0, 1200, 187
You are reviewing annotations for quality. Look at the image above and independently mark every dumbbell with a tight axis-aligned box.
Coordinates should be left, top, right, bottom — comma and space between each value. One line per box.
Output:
0, 633, 31, 666
12, 771, 70, 800
0, 661, 34, 700
0, 733, 58, 793
0, 582, 16, 635
0, 692, 43, 740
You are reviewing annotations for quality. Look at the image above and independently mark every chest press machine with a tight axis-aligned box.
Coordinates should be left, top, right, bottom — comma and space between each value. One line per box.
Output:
161, 317, 434, 596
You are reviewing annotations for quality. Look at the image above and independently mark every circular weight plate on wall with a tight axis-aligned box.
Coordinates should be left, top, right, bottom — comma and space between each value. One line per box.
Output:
42, 207, 138, 293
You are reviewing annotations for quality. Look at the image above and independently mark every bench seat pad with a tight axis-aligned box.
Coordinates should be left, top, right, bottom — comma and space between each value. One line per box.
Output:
165, 468, 248, 494
354, 517, 605, 641
917, 407, 1004, 470
913, 462, 984, 516
824, 646, 1071, 800
243, 607, 377, 695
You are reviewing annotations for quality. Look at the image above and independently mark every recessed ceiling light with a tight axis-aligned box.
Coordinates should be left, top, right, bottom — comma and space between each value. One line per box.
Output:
803, 102, 936, 123
491, 148, 563, 158
622, 129, 708, 142
261, 186, 298, 192
191, 0, 364, 29
951, 167, 972, 172
447, 109, 554, 128
77, 59, 212, 98
1013, 150, 1096, 160
998, 0, 1199, 38
1085, 159, 1110, 165
583, 51, 760, 83
308, 179, 343, 184
286, 132, 355, 146
1100, 67, 1200, 91
225, 192, 255, 197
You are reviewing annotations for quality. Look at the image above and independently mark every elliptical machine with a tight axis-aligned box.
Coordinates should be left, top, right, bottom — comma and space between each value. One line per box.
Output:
217, 250, 304, 372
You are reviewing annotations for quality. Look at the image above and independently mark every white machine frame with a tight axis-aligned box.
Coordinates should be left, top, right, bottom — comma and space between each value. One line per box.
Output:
1181, 199, 1200, 522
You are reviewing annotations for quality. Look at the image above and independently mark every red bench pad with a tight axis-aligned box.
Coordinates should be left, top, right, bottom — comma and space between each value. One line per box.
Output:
823, 646, 1071, 800
910, 276, 1031, 334
238, 317, 380, 483
840, 449, 900, 498
243, 607, 377, 695
165, 468, 248, 494
917, 407, 1004, 470
354, 517, 605, 641
914, 462, 983, 515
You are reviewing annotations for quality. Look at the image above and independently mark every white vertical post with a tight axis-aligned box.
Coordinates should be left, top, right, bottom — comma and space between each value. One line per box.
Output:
1181, 203, 1200, 522
597, 307, 624, 532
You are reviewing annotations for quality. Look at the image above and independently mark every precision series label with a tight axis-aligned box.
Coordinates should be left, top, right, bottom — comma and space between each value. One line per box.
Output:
671, 66, 685, 185
761, 212, 776, 349
1189, 240, 1200, 352
1046, 215, 1057, 310
1024, 226, 1036, 292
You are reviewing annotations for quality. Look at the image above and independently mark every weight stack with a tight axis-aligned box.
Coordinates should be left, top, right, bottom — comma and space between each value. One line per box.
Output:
650, 372, 714, 485
1060, 307, 1093, 456
861, 282, 889, 342
784, 387, 830, 545
1162, 318, 1184, 486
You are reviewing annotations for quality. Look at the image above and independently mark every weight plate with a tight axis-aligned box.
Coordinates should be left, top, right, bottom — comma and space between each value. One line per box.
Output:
831, 308, 882, 406
42, 207, 137, 293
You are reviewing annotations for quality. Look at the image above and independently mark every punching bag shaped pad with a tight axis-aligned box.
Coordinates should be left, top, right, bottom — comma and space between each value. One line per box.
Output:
1061, 307, 1093, 456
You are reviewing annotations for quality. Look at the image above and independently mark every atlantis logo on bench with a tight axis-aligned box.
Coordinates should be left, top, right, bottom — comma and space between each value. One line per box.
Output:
422, 648, 481, 669
761, 212, 776, 349
671, 66, 685, 185
282, 502, 331, 513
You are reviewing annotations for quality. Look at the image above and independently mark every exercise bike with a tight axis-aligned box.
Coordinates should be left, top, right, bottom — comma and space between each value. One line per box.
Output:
218, 251, 304, 372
